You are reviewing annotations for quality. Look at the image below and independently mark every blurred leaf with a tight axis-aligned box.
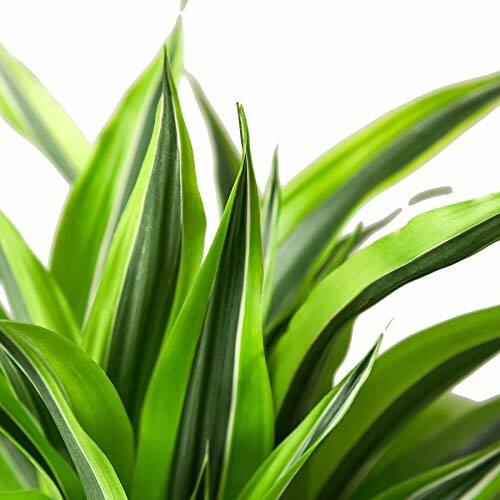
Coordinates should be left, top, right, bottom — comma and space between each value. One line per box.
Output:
239, 338, 380, 500
0, 44, 92, 182
291, 306, 500, 498
0, 305, 7, 321
270, 193, 500, 428
0, 321, 132, 498
50, 19, 184, 324
270, 72, 500, 330
0, 438, 25, 490
408, 186, 453, 205
189, 444, 210, 500
134, 106, 274, 500
186, 72, 240, 211
83, 51, 205, 421
354, 393, 500, 498
0, 491, 53, 499
374, 442, 500, 500
0, 212, 79, 342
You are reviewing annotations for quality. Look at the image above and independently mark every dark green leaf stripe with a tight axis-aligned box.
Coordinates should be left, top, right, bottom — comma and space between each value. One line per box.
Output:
50, 19, 184, 324
0, 322, 132, 499
289, 306, 500, 499
83, 50, 205, 421
0, 212, 79, 343
134, 106, 274, 500
0, 44, 92, 182
186, 72, 240, 211
270, 193, 500, 424
238, 337, 380, 500
269, 72, 500, 330
374, 443, 500, 500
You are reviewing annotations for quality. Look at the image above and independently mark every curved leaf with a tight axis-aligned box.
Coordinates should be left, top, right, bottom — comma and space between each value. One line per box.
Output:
134, 106, 274, 500
289, 306, 500, 498
0, 212, 79, 342
270, 193, 500, 425
83, 50, 205, 421
270, 72, 500, 330
50, 19, 184, 324
0, 44, 91, 182
0, 321, 132, 498
238, 337, 380, 500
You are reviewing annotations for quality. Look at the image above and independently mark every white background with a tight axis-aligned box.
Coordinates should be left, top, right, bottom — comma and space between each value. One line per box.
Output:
0, 1, 499, 399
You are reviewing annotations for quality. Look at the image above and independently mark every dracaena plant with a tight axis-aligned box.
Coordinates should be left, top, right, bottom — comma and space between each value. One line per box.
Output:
0, 10, 499, 500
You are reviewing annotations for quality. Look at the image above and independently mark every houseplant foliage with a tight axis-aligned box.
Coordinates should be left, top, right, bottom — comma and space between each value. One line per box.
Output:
0, 9, 499, 500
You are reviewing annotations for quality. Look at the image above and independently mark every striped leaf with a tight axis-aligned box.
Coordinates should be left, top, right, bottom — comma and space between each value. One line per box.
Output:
186, 72, 240, 211
270, 193, 500, 429
268, 72, 500, 331
374, 443, 500, 500
50, 19, 184, 324
0, 437, 29, 491
0, 44, 92, 182
83, 50, 205, 421
0, 212, 79, 343
0, 321, 132, 499
238, 337, 380, 500
134, 106, 274, 500
290, 306, 500, 499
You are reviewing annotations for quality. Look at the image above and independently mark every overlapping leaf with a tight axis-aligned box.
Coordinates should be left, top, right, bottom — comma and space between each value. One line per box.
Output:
268, 72, 500, 330
134, 106, 274, 500
0, 44, 92, 182
270, 193, 500, 430
0, 212, 79, 342
0, 321, 132, 498
290, 306, 500, 498
50, 19, 184, 324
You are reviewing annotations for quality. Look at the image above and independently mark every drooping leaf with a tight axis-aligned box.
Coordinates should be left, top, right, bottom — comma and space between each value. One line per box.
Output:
238, 337, 380, 500
269, 72, 500, 330
134, 106, 274, 500
0, 44, 92, 182
50, 19, 184, 324
374, 442, 500, 500
290, 306, 500, 499
270, 193, 500, 429
354, 393, 500, 498
83, 50, 205, 421
186, 72, 240, 211
0, 321, 132, 498
0, 212, 79, 343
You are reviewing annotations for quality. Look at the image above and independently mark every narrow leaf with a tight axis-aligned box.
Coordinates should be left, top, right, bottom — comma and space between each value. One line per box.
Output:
50, 19, 184, 324
134, 106, 274, 500
0, 44, 92, 182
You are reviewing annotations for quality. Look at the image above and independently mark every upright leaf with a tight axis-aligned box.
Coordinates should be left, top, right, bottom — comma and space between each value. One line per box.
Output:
269, 72, 500, 330
0, 213, 79, 342
83, 50, 205, 421
50, 19, 184, 324
134, 106, 274, 500
0, 321, 133, 498
290, 307, 500, 499
238, 337, 380, 500
0, 44, 92, 181
270, 193, 500, 429
186, 72, 240, 211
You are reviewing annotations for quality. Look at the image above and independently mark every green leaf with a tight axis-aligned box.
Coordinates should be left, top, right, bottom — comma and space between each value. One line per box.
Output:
50, 19, 184, 324
0, 491, 53, 499
0, 44, 91, 182
83, 50, 205, 421
238, 337, 380, 500
134, 106, 274, 500
354, 393, 500, 498
270, 72, 500, 330
186, 72, 240, 211
290, 306, 500, 499
261, 147, 281, 321
0, 212, 79, 343
0, 321, 132, 499
374, 443, 500, 500
189, 443, 210, 500
0, 373, 84, 499
0, 438, 25, 490
269, 193, 500, 427
0, 305, 7, 321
